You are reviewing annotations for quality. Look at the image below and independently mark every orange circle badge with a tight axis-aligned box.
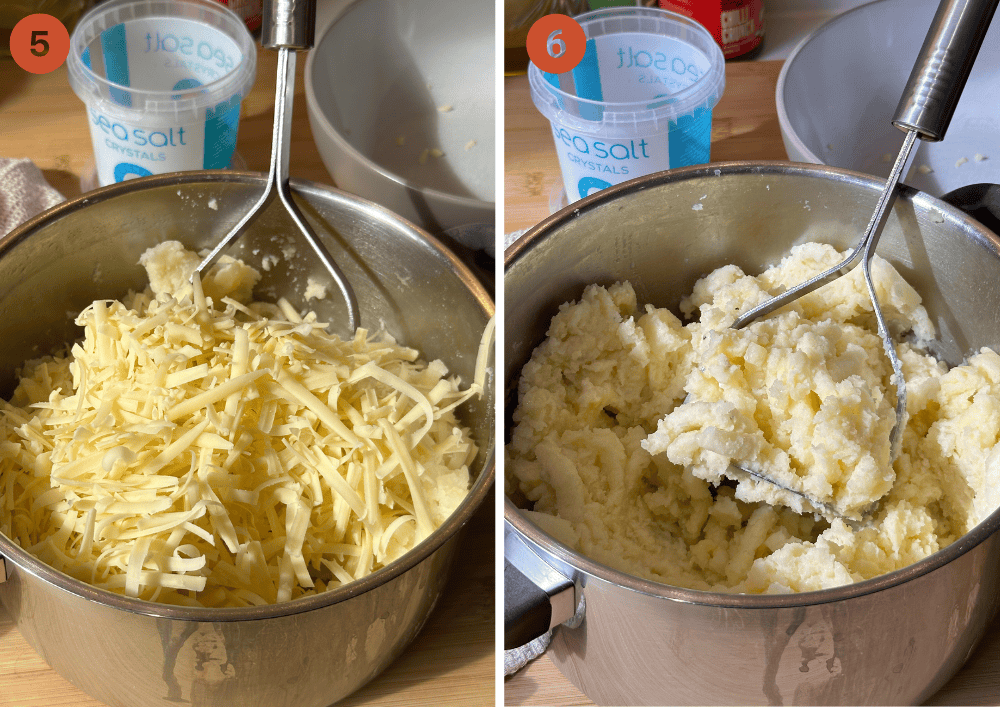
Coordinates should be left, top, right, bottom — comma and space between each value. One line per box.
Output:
10, 14, 71, 75
526, 14, 586, 74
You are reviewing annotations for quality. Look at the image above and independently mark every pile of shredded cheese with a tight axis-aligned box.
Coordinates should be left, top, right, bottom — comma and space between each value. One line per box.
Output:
0, 242, 485, 608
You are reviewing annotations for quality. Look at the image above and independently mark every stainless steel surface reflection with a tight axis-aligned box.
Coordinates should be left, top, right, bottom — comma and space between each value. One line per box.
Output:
504, 161, 1000, 706
0, 172, 494, 707
525, 529, 999, 705
6, 541, 455, 706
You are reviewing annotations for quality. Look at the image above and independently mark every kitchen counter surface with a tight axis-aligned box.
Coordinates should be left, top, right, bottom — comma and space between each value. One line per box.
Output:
503, 59, 1000, 707
0, 45, 494, 707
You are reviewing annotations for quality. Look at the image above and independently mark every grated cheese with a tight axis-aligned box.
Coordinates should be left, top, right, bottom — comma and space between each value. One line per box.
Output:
0, 242, 484, 607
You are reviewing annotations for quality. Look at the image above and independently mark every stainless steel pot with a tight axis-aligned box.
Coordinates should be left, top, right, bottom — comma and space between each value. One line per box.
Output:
504, 161, 1000, 705
0, 172, 494, 707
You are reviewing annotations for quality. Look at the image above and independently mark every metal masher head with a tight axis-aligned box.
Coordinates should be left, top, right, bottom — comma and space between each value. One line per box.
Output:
728, 132, 914, 497
715, 0, 1000, 522
193, 0, 360, 333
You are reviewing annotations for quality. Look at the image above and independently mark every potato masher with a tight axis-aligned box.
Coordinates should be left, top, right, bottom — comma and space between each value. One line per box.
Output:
194, 0, 360, 332
722, 0, 999, 521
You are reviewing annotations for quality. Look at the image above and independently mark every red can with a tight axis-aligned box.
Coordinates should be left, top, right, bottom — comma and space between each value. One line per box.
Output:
658, 0, 765, 60
213, 0, 262, 33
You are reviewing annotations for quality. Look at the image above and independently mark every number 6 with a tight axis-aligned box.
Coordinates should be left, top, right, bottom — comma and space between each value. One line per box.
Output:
526, 15, 585, 74
547, 29, 566, 59
30, 30, 49, 57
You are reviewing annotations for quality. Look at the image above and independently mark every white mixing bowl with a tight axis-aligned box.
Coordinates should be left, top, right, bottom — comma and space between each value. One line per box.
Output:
304, 0, 494, 237
777, 0, 1000, 196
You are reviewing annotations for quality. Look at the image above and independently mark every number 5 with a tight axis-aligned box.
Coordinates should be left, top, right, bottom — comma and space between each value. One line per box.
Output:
30, 30, 49, 57
547, 29, 566, 59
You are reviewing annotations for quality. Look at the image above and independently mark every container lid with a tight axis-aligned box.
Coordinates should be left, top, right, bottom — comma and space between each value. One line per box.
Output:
66, 0, 257, 124
529, 7, 725, 137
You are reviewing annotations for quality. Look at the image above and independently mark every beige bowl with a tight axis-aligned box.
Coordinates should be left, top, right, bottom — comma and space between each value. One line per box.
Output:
776, 0, 1000, 197
304, 0, 495, 238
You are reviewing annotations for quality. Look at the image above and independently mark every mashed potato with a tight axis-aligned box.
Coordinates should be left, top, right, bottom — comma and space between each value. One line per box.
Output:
506, 242, 1000, 593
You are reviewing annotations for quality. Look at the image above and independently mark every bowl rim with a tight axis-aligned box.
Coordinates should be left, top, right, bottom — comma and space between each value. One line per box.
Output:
303, 0, 495, 213
0, 170, 495, 622
504, 159, 1000, 610
774, 0, 903, 168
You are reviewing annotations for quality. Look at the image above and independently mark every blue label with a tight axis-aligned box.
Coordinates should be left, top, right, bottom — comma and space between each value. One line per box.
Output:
114, 162, 154, 182
578, 177, 612, 199
203, 94, 242, 170
101, 23, 131, 107
668, 106, 712, 168
572, 39, 603, 122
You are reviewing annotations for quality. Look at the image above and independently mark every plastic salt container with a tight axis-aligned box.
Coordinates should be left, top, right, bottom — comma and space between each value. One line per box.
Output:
529, 6, 725, 204
67, 0, 256, 186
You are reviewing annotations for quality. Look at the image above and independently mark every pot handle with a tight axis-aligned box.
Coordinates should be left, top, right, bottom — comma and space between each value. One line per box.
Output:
504, 526, 578, 650
940, 183, 1000, 234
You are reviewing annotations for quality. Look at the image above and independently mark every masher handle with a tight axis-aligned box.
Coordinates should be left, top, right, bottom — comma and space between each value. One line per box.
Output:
263, 0, 317, 50
894, 0, 1000, 141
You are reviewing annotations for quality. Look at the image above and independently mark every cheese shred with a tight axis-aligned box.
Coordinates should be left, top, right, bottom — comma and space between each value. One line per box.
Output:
0, 242, 485, 607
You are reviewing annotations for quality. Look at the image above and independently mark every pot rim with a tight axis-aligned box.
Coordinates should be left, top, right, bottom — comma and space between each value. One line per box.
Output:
504, 159, 1000, 609
0, 170, 495, 621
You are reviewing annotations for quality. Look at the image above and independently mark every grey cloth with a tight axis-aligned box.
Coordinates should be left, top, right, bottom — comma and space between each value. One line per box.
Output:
0, 157, 64, 236
504, 629, 552, 676
504, 228, 529, 251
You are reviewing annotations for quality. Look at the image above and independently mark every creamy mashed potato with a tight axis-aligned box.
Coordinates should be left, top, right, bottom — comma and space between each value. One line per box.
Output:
506, 243, 1000, 593
645, 243, 936, 521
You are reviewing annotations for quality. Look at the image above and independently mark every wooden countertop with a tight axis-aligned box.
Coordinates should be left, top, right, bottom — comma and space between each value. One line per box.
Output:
0, 46, 494, 707
503, 61, 1000, 706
